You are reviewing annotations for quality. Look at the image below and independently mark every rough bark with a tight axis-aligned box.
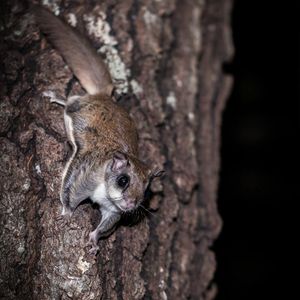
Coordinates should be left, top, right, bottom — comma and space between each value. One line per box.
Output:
0, 0, 233, 299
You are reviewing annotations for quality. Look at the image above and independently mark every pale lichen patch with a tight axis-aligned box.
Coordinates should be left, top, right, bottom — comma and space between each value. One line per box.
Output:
12, 14, 32, 38
17, 244, 25, 254
191, 6, 202, 52
35, 164, 42, 175
161, 291, 168, 300
84, 11, 130, 94
174, 75, 183, 88
22, 178, 31, 192
158, 279, 166, 289
13, 30, 22, 36
84, 11, 117, 46
42, 90, 56, 100
42, 0, 60, 16
77, 256, 91, 274
67, 13, 77, 27
143, 9, 159, 27
166, 91, 177, 109
188, 112, 195, 122
99, 45, 130, 93
130, 79, 144, 96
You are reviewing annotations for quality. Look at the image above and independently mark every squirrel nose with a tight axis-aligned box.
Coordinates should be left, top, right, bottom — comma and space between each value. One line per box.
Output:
125, 198, 135, 209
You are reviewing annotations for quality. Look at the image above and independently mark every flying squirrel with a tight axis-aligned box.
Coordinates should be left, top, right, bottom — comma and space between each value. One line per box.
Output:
33, 6, 163, 255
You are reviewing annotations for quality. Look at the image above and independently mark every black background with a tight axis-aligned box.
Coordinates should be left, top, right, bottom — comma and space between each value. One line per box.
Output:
214, 1, 299, 299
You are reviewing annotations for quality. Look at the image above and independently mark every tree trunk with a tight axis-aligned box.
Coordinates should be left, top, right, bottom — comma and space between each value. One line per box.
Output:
0, 0, 233, 299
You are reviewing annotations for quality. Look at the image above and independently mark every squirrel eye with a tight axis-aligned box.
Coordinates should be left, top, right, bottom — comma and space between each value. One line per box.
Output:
117, 174, 130, 189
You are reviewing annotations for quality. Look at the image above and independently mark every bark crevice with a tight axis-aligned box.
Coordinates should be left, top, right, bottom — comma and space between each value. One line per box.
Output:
0, 0, 233, 299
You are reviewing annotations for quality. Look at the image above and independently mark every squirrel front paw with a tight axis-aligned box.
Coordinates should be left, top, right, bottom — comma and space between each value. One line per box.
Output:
86, 231, 100, 256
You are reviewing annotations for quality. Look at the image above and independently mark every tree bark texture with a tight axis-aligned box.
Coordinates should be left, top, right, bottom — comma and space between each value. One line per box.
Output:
0, 0, 233, 299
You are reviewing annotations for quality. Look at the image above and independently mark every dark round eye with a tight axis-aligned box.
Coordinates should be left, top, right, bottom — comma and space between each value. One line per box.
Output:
117, 174, 130, 189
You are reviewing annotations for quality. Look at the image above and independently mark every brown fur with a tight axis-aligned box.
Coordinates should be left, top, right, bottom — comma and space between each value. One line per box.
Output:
34, 5, 162, 254
69, 94, 139, 158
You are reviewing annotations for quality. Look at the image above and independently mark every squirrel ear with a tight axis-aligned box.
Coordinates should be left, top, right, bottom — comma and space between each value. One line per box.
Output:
111, 151, 128, 171
150, 169, 165, 179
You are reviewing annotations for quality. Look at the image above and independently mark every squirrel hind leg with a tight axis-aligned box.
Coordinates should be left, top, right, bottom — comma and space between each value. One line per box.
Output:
61, 205, 73, 216
50, 98, 66, 106
43, 91, 66, 106
56, 204, 73, 229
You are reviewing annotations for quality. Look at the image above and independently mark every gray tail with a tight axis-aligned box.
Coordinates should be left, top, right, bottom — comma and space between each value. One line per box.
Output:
33, 5, 113, 96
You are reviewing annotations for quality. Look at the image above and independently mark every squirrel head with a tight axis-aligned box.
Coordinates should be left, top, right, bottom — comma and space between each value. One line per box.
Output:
104, 151, 163, 211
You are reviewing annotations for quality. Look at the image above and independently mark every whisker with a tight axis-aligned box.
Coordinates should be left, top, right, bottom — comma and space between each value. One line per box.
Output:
137, 209, 146, 221
139, 204, 156, 218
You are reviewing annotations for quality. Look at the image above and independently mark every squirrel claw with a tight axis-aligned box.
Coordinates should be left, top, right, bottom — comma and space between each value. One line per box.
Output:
86, 233, 99, 256
56, 207, 73, 228
88, 245, 99, 256
56, 214, 71, 229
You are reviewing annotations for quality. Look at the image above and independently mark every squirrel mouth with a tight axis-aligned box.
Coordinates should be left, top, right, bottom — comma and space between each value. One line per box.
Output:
119, 200, 136, 212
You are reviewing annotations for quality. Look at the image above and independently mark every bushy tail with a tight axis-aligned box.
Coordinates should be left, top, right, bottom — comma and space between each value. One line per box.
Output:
33, 5, 113, 96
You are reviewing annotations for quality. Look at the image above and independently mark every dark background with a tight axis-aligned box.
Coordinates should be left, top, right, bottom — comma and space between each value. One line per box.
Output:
214, 1, 299, 299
